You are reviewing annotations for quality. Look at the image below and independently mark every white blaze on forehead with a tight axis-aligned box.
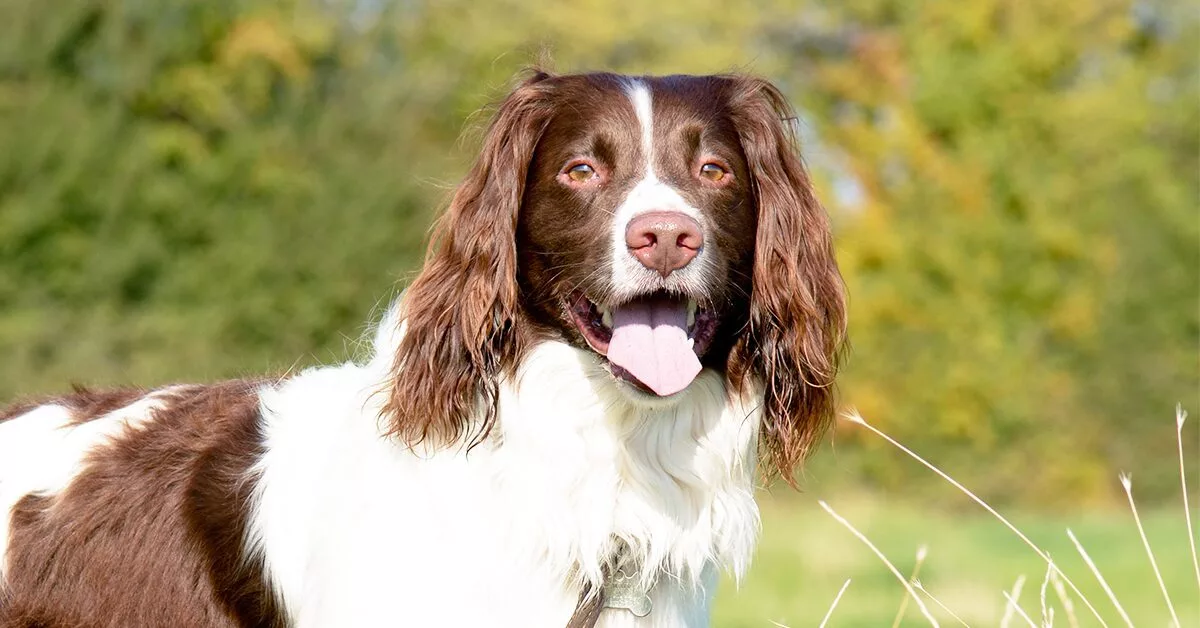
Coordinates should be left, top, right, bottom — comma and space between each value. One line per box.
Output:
610, 80, 707, 293
0, 392, 171, 578
628, 80, 656, 178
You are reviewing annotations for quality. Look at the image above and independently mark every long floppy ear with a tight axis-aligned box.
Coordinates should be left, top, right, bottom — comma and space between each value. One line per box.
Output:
726, 77, 848, 484
384, 71, 555, 448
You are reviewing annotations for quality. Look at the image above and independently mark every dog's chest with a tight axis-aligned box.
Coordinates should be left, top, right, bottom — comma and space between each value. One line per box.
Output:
248, 347, 760, 627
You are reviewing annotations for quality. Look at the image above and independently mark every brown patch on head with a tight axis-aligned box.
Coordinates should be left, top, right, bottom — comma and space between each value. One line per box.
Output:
0, 381, 284, 627
518, 73, 647, 327
383, 72, 764, 443
383, 71, 845, 481
517, 74, 758, 359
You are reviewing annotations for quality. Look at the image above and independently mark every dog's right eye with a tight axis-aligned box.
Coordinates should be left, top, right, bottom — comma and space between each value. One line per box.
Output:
700, 163, 726, 181
566, 163, 596, 182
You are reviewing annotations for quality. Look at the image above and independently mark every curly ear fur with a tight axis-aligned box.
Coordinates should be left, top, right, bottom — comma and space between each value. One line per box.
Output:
384, 71, 555, 448
725, 77, 848, 484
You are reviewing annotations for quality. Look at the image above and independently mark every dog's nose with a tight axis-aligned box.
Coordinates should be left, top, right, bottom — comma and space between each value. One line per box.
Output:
625, 211, 703, 278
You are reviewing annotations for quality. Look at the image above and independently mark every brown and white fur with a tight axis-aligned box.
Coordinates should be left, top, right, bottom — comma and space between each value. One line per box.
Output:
0, 72, 845, 627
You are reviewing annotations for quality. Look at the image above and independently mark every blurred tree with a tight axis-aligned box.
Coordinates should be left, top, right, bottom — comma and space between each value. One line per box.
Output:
0, 0, 1193, 505
0, 0, 433, 389
766, 0, 1199, 505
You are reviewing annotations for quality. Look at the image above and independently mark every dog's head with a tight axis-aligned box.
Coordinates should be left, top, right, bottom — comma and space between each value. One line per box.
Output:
387, 72, 846, 479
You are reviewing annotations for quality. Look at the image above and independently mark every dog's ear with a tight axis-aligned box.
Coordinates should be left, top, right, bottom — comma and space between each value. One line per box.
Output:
385, 71, 555, 448
725, 76, 847, 484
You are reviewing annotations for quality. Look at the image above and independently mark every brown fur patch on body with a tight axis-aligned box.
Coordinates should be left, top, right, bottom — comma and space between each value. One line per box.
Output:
0, 386, 147, 425
0, 381, 283, 628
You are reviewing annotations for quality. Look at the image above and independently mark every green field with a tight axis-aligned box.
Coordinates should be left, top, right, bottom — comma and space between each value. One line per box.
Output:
713, 492, 1198, 626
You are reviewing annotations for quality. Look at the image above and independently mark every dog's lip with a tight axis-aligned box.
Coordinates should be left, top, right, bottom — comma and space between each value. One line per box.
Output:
568, 292, 612, 355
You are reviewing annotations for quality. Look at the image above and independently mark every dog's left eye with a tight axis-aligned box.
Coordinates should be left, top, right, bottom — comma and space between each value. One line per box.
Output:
700, 163, 727, 181
567, 163, 596, 182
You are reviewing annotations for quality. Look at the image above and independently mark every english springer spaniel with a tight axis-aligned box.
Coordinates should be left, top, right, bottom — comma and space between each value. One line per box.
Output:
0, 72, 845, 627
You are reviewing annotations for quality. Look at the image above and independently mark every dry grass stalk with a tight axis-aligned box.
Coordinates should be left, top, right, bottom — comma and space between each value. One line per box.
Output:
1001, 575, 1027, 628
817, 578, 852, 628
818, 500, 941, 627
1002, 590, 1039, 628
1049, 564, 1079, 628
1120, 473, 1181, 627
1175, 405, 1200, 602
891, 545, 929, 628
1039, 562, 1052, 626
1065, 529, 1133, 627
912, 579, 970, 626
840, 411, 1108, 626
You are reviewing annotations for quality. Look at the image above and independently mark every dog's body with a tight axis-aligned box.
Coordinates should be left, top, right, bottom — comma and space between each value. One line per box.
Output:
0, 73, 845, 627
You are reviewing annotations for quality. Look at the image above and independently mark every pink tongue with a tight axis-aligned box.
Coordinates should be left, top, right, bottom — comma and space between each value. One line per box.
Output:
607, 295, 702, 396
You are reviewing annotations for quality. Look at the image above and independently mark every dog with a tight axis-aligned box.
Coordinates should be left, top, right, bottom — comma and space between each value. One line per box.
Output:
0, 72, 845, 627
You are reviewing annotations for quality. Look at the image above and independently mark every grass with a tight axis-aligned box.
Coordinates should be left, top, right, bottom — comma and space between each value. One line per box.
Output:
712, 407, 1198, 626
712, 493, 1196, 626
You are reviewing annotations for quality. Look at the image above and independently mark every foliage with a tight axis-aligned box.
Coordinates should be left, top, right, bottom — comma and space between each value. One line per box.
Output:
0, 0, 1195, 505
0, 0, 430, 388
779, 0, 1199, 505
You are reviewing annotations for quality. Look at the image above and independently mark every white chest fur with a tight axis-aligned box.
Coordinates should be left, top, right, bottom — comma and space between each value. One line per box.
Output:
247, 340, 761, 628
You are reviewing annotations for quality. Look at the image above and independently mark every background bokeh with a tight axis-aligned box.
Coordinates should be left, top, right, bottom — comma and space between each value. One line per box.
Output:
1, 0, 1196, 624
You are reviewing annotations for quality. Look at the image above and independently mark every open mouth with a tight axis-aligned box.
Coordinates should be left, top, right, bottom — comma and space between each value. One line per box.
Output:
568, 290, 719, 397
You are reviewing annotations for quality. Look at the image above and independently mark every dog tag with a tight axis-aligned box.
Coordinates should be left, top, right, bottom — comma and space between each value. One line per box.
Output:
603, 568, 652, 617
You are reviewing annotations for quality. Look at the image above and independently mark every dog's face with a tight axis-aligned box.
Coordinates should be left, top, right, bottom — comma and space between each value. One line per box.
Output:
388, 72, 846, 479
517, 75, 757, 398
